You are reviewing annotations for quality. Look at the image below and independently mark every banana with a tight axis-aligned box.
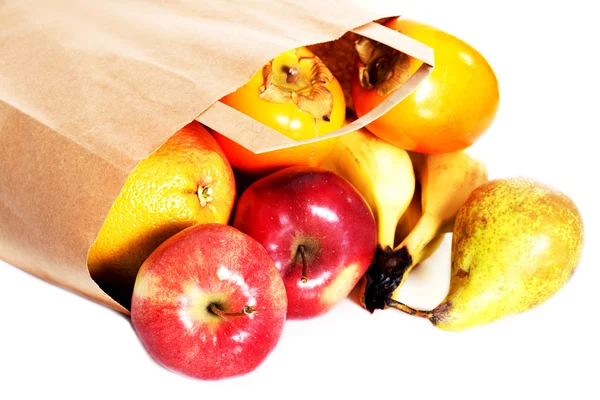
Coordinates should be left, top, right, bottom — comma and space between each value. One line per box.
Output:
361, 149, 488, 312
321, 124, 415, 250
394, 185, 445, 266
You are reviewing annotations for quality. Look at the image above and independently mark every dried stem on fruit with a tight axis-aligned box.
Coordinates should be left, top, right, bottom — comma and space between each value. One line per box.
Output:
361, 246, 412, 313
385, 298, 431, 319
285, 67, 299, 84
209, 303, 256, 318
298, 245, 308, 283
355, 37, 411, 96
198, 179, 213, 207
259, 49, 334, 121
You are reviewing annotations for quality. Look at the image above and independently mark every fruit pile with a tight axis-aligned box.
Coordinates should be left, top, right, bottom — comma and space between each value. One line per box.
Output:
87, 18, 584, 380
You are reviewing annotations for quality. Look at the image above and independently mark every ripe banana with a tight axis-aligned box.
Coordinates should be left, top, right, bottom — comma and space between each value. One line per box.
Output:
394, 185, 445, 266
358, 184, 445, 310
362, 149, 488, 312
321, 125, 415, 250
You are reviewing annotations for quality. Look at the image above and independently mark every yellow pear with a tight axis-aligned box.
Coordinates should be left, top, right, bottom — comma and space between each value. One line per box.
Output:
388, 177, 584, 331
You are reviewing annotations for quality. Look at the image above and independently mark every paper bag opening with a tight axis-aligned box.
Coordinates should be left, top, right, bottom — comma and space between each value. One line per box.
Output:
196, 21, 433, 155
1, 0, 432, 314
84, 22, 433, 311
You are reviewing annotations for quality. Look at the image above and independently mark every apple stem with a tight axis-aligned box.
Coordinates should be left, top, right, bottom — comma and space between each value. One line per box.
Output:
209, 303, 256, 318
298, 245, 308, 283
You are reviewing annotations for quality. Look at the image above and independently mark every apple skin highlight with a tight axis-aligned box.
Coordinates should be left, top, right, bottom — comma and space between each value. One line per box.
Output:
131, 224, 287, 380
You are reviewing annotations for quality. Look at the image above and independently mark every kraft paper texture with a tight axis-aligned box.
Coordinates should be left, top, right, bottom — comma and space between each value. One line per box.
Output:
0, 0, 432, 313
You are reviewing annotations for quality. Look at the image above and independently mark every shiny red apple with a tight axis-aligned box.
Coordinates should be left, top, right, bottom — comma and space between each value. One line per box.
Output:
130, 223, 287, 380
233, 166, 377, 319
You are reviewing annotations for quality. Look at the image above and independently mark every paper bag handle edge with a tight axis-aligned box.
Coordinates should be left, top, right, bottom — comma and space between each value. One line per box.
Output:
195, 21, 434, 154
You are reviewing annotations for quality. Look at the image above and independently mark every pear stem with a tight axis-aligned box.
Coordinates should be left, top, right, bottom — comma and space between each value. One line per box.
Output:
386, 298, 431, 319
209, 304, 255, 318
298, 245, 308, 283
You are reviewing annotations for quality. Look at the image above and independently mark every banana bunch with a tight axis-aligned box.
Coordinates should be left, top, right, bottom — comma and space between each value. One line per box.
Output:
382, 151, 488, 309
322, 127, 488, 313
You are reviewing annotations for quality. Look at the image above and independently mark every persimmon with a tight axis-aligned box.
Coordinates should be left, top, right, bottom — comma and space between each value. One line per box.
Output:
351, 18, 500, 154
212, 46, 346, 177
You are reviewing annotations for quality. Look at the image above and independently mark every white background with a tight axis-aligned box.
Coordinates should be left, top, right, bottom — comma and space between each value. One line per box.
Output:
1, 1, 598, 399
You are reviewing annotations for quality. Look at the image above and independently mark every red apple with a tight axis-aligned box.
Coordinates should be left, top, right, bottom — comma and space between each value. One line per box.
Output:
233, 166, 377, 319
130, 223, 287, 380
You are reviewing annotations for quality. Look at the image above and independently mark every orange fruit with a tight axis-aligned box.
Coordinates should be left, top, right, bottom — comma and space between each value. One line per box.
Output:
212, 46, 346, 177
352, 18, 500, 154
87, 121, 236, 309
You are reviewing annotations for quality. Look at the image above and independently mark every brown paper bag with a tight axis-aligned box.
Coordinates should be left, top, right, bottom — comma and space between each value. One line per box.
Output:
0, 0, 433, 314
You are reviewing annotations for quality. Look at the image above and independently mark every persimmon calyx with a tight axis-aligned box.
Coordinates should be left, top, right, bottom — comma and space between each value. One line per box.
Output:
355, 37, 411, 96
259, 49, 334, 121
